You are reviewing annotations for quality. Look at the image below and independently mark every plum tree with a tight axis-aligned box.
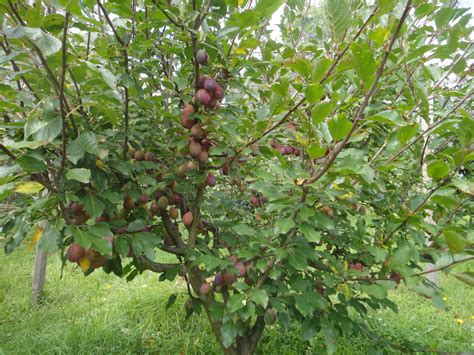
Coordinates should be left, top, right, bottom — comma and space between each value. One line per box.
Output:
0, 1, 473, 354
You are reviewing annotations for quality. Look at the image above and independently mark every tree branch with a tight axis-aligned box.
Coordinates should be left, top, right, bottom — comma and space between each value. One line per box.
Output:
411, 257, 474, 277
137, 255, 180, 273
7, 0, 78, 136
96, 0, 130, 159
213, 3, 381, 171
160, 210, 185, 248
386, 91, 473, 163
57, 12, 70, 179
188, 184, 205, 247
304, 0, 412, 185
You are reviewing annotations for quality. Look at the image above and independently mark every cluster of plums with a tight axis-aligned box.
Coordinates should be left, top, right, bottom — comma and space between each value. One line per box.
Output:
250, 194, 266, 207
66, 241, 110, 271
269, 139, 301, 157
129, 148, 156, 162
68, 202, 89, 226
199, 255, 251, 296
181, 49, 226, 166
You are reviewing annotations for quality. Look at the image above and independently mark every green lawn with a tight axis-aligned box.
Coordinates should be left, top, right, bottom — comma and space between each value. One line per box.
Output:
0, 243, 472, 354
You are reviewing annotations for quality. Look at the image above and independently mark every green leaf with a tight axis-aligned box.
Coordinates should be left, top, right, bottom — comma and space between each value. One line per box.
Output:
360, 284, 387, 299
443, 230, 466, 254
300, 223, 321, 242
323, 0, 351, 40
288, 252, 308, 270
350, 42, 376, 88
38, 224, 60, 253
254, 0, 284, 16
453, 271, 474, 286
311, 101, 334, 125
83, 194, 105, 220
397, 123, 419, 145
35, 117, 62, 142
434, 7, 455, 29
128, 219, 146, 233
427, 160, 449, 180
92, 237, 113, 257
79, 131, 99, 155
366, 110, 403, 126
305, 84, 324, 104
250, 289, 269, 308
165, 294, 177, 309
323, 318, 338, 355
312, 58, 332, 83
66, 139, 85, 164
209, 302, 224, 322
72, 227, 94, 249
415, 83, 429, 122
295, 291, 322, 316
307, 143, 326, 159
66, 168, 91, 183
232, 224, 256, 236
328, 115, 352, 141
4, 26, 61, 57
275, 217, 295, 234
221, 320, 237, 349
0, 165, 21, 181
16, 156, 47, 173
289, 58, 312, 77
227, 293, 246, 313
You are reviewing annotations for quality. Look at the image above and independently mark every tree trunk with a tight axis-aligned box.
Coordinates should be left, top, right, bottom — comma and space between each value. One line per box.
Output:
203, 302, 265, 355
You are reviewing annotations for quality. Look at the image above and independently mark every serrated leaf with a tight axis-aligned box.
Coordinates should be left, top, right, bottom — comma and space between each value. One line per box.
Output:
83, 194, 105, 219
427, 160, 449, 180
323, 0, 351, 40
397, 123, 419, 145
232, 224, 256, 236
275, 217, 295, 234
312, 58, 332, 83
350, 42, 376, 88
328, 115, 352, 141
444, 230, 466, 254
38, 225, 60, 253
300, 223, 321, 242
66, 168, 91, 183
73, 227, 94, 249
250, 289, 269, 308
289, 58, 312, 77
307, 143, 326, 159
305, 84, 324, 104
4, 26, 61, 57
16, 156, 47, 173
311, 101, 334, 125
227, 293, 246, 313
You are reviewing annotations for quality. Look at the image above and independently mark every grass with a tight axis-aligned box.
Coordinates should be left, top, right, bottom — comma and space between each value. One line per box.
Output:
0, 243, 473, 354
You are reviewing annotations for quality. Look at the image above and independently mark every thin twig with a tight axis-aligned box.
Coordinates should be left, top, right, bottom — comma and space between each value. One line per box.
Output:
411, 257, 474, 277
386, 91, 473, 163
304, 1, 412, 185
58, 12, 70, 178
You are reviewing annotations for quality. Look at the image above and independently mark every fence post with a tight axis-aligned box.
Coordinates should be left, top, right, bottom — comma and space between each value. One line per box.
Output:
31, 245, 47, 307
